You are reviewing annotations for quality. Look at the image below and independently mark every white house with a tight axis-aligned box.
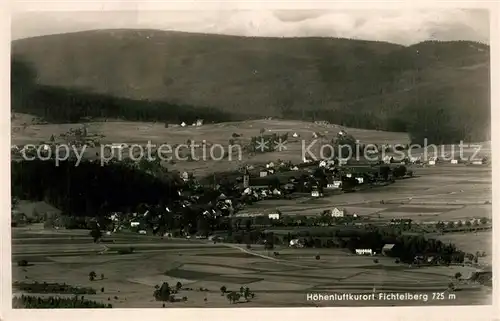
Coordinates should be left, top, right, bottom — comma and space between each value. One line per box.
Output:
289, 239, 304, 248
291, 166, 299, 171
451, 159, 458, 164
472, 159, 483, 165
346, 173, 352, 178
312, 132, 318, 138
138, 230, 147, 235
130, 222, 140, 227
181, 171, 189, 181
260, 171, 268, 177
355, 249, 373, 255
180, 122, 186, 127
268, 212, 280, 220
330, 207, 345, 217
355, 177, 364, 184
191, 123, 196, 126
319, 160, 327, 167
292, 132, 299, 138
196, 119, 204, 126
311, 190, 321, 197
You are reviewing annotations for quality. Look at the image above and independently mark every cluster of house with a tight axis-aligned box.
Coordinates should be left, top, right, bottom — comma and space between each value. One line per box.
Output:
426, 156, 488, 165
179, 119, 204, 128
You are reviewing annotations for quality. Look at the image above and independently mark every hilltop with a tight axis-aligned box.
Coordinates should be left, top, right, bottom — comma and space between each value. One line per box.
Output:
11, 29, 491, 143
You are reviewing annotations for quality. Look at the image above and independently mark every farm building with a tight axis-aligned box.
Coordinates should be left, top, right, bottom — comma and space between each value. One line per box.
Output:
382, 244, 395, 256
355, 249, 373, 255
268, 212, 281, 220
328, 207, 345, 217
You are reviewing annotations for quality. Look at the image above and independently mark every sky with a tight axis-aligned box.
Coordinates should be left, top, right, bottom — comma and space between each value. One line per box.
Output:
11, 9, 490, 45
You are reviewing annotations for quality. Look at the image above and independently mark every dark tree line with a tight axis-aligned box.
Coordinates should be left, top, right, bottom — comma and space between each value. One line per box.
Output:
11, 159, 181, 217
10, 57, 241, 124
275, 228, 464, 265
12, 295, 111, 308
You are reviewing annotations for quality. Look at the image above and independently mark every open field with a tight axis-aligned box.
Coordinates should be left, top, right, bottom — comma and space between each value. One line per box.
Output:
12, 225, 491, 307
239, 163, 491, 228
12, 117, 410, 176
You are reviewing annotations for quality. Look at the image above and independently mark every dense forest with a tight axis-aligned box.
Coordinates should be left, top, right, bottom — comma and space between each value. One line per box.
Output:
11, 31, 491, 144
11, 159, 181, 216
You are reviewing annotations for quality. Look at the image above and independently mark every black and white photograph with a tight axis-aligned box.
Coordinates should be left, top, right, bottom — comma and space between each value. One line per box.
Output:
6, 3, 494, 312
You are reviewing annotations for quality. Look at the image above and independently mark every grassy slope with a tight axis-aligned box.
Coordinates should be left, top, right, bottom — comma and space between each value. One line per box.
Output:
11, 29, 490, 122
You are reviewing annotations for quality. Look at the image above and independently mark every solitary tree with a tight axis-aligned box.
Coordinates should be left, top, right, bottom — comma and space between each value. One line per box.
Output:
220, 286, 227, 295
89, 271, 97, 281
90, 227, 102, 243
243, 287, 251, 301
454, 272, 462, 280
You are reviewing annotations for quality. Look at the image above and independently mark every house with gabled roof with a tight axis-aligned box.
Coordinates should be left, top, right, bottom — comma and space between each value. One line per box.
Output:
382, 243, 395, 256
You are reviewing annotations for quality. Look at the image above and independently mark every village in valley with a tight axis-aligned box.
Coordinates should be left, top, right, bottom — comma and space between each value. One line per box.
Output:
9, 8, 492, 310
11, 115, 493, 308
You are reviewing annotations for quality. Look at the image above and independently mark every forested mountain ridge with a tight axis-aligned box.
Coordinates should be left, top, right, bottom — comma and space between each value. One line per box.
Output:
11, 30, 490, 144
